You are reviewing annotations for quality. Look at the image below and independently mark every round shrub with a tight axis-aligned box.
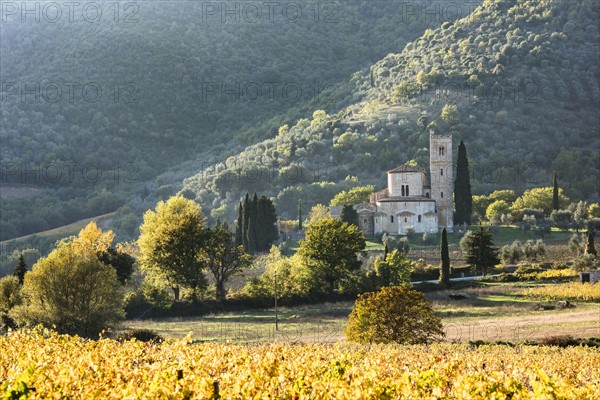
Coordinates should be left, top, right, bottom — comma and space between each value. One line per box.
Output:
345, 286, 444, 344
116, 329, 164, 344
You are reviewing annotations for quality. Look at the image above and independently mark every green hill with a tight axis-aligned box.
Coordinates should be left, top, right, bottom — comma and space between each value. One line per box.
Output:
1, 0, 457, 240
181, 0, 600, 221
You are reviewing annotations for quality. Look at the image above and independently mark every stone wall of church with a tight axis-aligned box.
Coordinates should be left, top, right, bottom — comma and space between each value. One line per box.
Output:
374, 200, 438, 235
358, 213, 374, 236
388, 172, 424, 197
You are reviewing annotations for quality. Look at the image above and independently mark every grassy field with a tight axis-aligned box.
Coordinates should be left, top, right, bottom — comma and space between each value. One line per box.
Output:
285, 225, 574, 256
122, 281, 600, 343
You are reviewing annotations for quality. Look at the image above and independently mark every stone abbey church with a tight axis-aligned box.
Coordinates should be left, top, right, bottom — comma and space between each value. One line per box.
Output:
356, 129, 454, 236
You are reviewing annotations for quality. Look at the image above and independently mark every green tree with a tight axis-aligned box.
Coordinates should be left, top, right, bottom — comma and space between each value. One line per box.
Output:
70, 222, 134, 285
251, 193, 259, 244
550, 210, 573, 231
244, 247, 317, 303
439, 228, 451, 287
345, 286, 444, 344
242, 193, 251, 250
552, 172, 560, 211
12, 255, 28, 285
246, 214, 256, 255
374, 250, 413, 287
256, 195, 279, 252
235, 201, 243, 247
462, 227, 500, 275
98, 247, 135, 285
0, 276, 22, 315
289, 138, 297, 158
298, 217, 366, 294
306, 204, 330, 226
441, 104, 459, 125
340, 205, 359, 227
330, 186, 375, 206
512, 187, 570, 215
11, 239, 124, 337
489, 190, 517, 204
472, 195, 493, 222
454, 140, 472, 225
417, 115, 429, 130
486, 200, 511, 222
241, 194, 260, 254
589, 203, 600, 219
138, 196, 209, 300
202, 224, 253, 301
585, 230, 597, 256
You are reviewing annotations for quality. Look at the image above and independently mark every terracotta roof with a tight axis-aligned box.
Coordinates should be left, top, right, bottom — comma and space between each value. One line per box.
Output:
387, 162, 422, 173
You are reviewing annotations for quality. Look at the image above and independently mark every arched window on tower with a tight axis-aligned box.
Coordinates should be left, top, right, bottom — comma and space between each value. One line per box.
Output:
418, 215, 422, 223
440, 168, 443, 176
401, 185, 405, 196
406, 186, 410, 196
426, 192, 430, 198
390, 215, 394, 223
441, 191, 444, 198
439, 146, 445, 156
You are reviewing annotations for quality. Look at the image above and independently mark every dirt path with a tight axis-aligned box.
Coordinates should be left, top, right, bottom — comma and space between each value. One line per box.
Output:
443, 309, 600, 341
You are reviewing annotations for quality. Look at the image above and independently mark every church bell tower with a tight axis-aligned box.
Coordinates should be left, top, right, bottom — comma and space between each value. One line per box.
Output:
429, 129, 453, 230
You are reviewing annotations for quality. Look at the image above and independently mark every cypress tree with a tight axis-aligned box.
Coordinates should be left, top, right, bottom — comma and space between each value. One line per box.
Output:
246, 214, 256, 254
439, 228, 451, 287
242, 193, 251, 250
13, 254, 28, 285
251, 193, 259, 251
235, 201, 243, 246
340, 205, 359, 227
585, 230, 597, 256
255, 197, 266, 251
383, 241, 389, 260
298, 201, 303, 231
454, 140, 472, 225
552, 172, 560, 211
257, 195, 278, 251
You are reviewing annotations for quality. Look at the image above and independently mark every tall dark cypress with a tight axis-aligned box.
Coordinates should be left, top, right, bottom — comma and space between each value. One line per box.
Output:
257, 195, 279, 251
235, 201, 243, 246
298, 201, 303, 231
246, 214, 256, 254
439, 228, 450, 287
251, 193, 259, 251
585, 230, 597, 256
13, 254, 28, 285
340, 205, 359, 227
454, 140, 472, 225
242, 193, 251, 250
552, 172, 560, 211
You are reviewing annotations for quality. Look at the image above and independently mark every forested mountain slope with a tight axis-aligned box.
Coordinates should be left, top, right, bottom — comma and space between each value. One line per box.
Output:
1, 0, 457, 240
182, 0, 600, 220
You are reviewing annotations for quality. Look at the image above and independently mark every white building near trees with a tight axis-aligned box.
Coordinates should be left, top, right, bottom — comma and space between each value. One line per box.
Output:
355, 129, 454, 236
